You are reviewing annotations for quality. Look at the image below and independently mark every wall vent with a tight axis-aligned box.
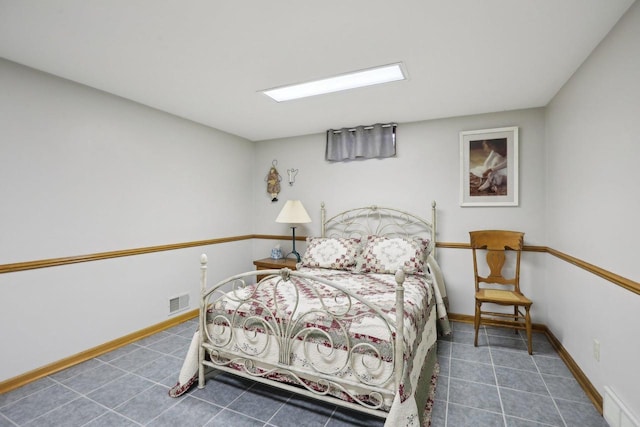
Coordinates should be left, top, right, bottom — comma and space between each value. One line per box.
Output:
169, 294, 189, 315
604, 386, 639, 427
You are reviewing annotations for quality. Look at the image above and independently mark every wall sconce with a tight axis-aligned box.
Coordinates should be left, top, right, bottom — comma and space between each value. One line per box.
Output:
286, 168, 298, 186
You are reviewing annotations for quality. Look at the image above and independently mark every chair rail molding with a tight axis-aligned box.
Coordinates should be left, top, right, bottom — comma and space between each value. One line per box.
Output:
1, 238, 637, 295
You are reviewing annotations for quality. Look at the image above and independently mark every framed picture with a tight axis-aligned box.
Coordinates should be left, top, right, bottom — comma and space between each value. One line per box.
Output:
459, 126, 518, 206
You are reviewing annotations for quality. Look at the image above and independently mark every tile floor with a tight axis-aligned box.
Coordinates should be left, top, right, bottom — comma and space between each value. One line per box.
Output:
0, 320, 606, 426
433, 322, 606, 427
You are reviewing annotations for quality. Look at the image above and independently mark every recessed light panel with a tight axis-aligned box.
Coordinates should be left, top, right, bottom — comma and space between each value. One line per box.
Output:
263, 63, 406, 102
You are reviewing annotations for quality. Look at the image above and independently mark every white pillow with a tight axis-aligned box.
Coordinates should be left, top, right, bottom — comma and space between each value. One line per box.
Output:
358, 235, 431, 274
301, 237, 362, 270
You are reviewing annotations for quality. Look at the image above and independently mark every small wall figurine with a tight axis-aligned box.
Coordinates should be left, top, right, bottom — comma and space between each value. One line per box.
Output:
286, 168, 298, 186
266, 160, 282, 202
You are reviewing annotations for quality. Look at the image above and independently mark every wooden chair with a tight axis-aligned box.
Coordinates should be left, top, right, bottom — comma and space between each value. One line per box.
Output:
470, 230, 533, 354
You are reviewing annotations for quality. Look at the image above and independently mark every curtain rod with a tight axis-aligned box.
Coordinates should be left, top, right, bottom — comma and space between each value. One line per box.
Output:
329, 123, 397, 134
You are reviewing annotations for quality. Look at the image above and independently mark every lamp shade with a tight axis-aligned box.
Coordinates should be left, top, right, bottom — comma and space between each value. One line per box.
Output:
275, 200, 311, 224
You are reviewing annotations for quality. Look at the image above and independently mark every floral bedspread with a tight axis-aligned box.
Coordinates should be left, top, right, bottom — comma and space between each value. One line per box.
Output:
170, 261, 450, 426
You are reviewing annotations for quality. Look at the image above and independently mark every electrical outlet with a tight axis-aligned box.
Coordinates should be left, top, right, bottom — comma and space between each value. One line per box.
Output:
593, 339, 600, 362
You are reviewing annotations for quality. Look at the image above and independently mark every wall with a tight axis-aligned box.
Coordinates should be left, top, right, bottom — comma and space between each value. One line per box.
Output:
0, 59, 255, 382
544, 1, 640, 418
252, 108, 548, 321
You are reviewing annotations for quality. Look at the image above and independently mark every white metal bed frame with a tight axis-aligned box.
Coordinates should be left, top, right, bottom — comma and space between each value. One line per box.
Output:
197, 201, 437, 420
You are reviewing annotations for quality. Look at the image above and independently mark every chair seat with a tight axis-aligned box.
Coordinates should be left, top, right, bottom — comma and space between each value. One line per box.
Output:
476, 289, 532, 306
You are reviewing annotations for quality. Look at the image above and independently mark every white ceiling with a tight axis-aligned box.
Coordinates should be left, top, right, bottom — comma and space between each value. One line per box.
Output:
0, 1, 634, 141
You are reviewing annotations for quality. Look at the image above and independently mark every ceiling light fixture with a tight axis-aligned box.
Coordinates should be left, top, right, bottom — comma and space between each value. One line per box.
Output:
262, 63, 406, 102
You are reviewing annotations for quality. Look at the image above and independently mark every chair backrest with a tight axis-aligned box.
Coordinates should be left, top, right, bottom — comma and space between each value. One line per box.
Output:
469, 230, 524, 292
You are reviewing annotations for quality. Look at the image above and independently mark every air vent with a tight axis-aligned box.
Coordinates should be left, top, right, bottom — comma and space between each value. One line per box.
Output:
169, 294, 189, 315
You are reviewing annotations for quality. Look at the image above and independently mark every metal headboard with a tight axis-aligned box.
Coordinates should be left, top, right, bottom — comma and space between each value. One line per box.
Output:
320, 201, 437, 256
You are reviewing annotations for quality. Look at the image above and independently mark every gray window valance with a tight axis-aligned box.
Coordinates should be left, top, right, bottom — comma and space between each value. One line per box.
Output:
325, 123, 396, 161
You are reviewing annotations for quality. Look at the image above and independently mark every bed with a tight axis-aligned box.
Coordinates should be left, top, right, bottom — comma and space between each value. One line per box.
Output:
169, 202, 450, 426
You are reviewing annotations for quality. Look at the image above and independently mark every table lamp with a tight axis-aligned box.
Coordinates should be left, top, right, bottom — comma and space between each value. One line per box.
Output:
275, 200, 311, 262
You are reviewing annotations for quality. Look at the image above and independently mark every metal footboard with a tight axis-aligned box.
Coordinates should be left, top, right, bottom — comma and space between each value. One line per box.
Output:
197, 254, 406, 417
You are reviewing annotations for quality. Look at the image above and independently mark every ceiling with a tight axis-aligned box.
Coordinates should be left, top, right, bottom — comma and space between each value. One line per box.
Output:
0, 1, 634, 141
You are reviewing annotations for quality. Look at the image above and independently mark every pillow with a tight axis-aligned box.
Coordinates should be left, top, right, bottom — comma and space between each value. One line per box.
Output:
358, 235, 431, 274
301, 237, 362, 270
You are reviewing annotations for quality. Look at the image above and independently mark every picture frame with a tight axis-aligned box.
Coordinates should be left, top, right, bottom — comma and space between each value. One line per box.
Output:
459, 126, 519, 207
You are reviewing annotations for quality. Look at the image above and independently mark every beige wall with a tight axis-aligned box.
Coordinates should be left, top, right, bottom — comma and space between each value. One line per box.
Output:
0, 59, 255, 381
544, 1, 640, 417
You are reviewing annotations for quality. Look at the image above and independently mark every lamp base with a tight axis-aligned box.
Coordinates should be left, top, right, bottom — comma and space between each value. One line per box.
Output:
288, 226, 302, 263
286, 250, 302, 263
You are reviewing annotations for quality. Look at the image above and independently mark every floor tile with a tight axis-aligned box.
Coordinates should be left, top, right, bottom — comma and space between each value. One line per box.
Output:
430, 399, 447, 427
87, 373, 156, 409
188, 372, 253, 407
0, 383, 80, 425
485, 325, 525, 338
136, 332, 172, 347
205, 409, 264, 426
268, 394, 335, 427
107, 347, 164, 372
487, 334, 529, 352
500, 387, 564, 426
227, 382, 291, 422
495, 366, 549, 395
0, 414, 16, 427
434, 374, 449, 401
437, 354, 450, 376
451, 342, 492, 364
533, 355, 572, 378
49, 358, 104, 382
452, 322, 475, 333
555, 398, 607, 427
542, 374, 591, 404
95, 343, 142, 363
132, 354, 183, 383
61, 363, 127, 394
448, 377, 502, 413
83, 411, 141, 426
450, 329, 488, 346
326, 406, 385, 427
449, 358, 496, 385
505, 415, 556, 426
445, 402, 505, 427
528, 337, 558, 357
491, 348, 538, 372
114, 384, 180, 424
437, 340, 452, 356
145, 334, 192, 355
158, 370, 184, 388
166, 319, 197, 335
147, 395, 220, 426
23, 396, 107, 427
0, 377, 56, 408
177, 328, 199, 340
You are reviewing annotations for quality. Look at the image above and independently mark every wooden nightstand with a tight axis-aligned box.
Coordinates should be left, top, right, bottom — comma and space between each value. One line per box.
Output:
253, 257, 298, 281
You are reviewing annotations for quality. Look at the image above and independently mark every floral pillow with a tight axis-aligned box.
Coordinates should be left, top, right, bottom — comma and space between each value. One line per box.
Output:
301, 237, 362, 270
358, 235, 431, 274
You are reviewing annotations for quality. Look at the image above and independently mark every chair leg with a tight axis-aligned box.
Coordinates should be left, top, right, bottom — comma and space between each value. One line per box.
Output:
514, 306, 519, 334
474, 300, 481, 347
525, 306, 532, 355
